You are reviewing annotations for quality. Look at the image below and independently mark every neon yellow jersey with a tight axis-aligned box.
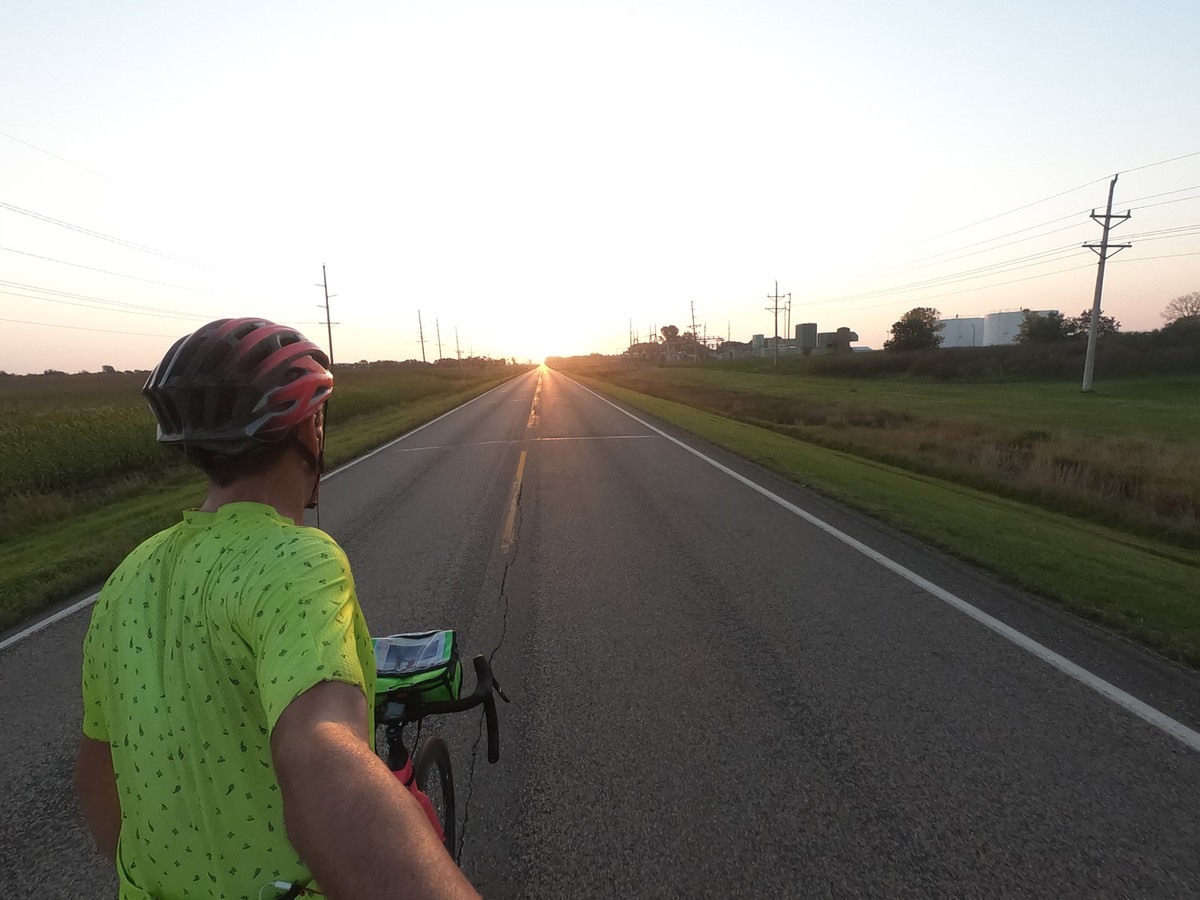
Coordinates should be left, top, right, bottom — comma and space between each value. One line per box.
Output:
81, 502, 376, 899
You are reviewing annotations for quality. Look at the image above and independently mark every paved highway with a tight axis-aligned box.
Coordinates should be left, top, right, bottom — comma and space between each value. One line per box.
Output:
2, 365, 1199, 897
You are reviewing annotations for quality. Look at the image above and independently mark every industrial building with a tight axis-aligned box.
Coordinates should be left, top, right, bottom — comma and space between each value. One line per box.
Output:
721, 323, 859, 359
939, 309, 1058, 347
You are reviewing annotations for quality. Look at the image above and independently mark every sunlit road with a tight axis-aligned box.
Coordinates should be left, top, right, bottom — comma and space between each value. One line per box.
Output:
3, 365, 1200, 897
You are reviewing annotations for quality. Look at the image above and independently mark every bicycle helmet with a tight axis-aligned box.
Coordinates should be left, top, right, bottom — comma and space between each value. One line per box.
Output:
143, 317, 332, 456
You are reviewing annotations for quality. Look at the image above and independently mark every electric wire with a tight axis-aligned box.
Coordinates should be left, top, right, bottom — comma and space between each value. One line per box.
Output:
0, 199, 213, 269
824, 244, 1087, 306
1126, 194, 1200, 213
0, 129, 115, 181
0, 246, 240, 298
0, 281, 214, 321
1119, 149, 1200, 176
847, 262, 1096, 312
0, 316, 177, 338
885, 220, 1092, 276
895, 176, 1110, 249
882, 149, 1199, 265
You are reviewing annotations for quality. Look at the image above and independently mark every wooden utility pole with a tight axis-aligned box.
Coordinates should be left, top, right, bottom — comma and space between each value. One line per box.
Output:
455, 326, 462, 368
436, 319, 443, 362
418, 311, 427, 363
1081, 175, 1131, 392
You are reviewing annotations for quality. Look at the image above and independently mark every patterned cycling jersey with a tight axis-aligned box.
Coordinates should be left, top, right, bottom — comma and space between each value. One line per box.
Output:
81, 502, 375, 899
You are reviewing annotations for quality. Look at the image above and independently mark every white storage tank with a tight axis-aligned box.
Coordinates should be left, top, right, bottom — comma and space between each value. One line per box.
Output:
796, 322, 818, 351
939, 316, 985, 348
983, 309, 1056, 345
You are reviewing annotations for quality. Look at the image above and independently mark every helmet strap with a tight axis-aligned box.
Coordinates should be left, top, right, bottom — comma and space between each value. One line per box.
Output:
289, 430, 325, 512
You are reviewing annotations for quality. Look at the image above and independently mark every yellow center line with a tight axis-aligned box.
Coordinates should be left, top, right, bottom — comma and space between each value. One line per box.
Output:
527, 371, 542, 428
500, 449, 527, 552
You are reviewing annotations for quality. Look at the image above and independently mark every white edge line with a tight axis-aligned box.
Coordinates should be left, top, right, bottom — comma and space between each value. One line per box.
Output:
0, 592, 100, 652
0, 374, 530, 653
568, 376, 1200, 754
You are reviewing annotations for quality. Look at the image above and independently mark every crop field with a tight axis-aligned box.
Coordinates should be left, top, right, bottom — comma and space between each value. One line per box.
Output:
580, 364, 1200, 549
0, 365, 525, 631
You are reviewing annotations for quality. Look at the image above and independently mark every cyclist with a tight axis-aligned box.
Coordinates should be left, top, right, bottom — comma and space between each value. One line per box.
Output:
73, 318, 479, 899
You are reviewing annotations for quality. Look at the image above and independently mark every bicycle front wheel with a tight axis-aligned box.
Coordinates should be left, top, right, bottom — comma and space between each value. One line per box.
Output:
414, 736, 456, 855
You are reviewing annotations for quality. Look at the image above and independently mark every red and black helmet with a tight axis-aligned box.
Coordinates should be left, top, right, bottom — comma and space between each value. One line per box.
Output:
143, 318, 332, 455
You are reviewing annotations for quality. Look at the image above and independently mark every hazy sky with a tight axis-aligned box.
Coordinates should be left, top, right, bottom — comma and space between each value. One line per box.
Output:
3, 0, 1198, 372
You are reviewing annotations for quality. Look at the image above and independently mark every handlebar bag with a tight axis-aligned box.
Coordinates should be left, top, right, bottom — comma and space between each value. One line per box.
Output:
373, 630, 463, 703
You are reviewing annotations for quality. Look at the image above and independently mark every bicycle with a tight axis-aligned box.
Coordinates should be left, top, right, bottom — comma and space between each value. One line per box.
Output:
264, 631, 508, 899
372, 631, 510, 856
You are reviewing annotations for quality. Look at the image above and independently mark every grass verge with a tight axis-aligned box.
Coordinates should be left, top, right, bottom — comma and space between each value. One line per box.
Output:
579, 376, 1200, 668
0, 375, 516, 635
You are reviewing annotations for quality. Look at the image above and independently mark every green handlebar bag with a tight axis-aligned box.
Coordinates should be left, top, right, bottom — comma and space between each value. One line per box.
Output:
373, 630, 462, 703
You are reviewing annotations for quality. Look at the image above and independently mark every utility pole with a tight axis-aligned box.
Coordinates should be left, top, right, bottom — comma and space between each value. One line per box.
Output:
690, 301, 700, 362
455, 326, 462, 368
316, 264, 336, 364
418, 311, 427, 363
766, 280, 787, 366
785, 293, 792, 345
1081, 175, 1131, 392
436, 319, 443, 362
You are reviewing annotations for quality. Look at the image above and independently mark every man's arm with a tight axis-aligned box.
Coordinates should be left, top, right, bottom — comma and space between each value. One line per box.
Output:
74, 736, 121, 862
271, 680, 480, 900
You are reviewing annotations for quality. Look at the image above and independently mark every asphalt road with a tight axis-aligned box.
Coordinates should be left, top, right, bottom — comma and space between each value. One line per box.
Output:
2, 365, 1199, 898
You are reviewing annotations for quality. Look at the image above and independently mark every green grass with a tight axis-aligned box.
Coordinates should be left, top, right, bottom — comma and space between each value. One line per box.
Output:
579, 365, 1200, 550
595, 366, 1200, 441
0, 367, 526, 633
575, 373, 1200, 668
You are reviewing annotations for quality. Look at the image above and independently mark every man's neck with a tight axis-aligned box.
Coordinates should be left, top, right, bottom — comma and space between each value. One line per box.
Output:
201, 467, 309, 525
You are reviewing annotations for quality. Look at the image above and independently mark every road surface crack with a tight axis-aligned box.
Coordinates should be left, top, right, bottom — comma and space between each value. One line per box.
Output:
457, 476, 522, 861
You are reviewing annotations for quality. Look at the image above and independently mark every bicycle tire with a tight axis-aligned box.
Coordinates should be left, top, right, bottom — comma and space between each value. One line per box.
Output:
414, 736, 456, 854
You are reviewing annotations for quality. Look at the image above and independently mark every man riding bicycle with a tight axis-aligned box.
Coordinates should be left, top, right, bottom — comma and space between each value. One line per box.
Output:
74, 318, 479, 899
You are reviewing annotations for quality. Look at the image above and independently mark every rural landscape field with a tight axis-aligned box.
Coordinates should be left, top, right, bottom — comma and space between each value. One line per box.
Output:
0, 364, 527, 632
5, 342, 1199, 667
555, 341, 1200, 666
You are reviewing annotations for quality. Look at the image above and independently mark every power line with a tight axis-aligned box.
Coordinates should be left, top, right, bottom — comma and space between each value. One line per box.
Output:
824, 244, 1085, 306
0, 246, 239, 298
0, 129, 115, 181
0, 199, 212, 269
0, 316, 176, 338
1127, 193, 1200, 213
823, 169, 1200, 313
896, 176, 1110, 250
884, 220, 1090, 277
885, 149, 1199, 259
0, 280, 212, 320
1119, 148, 1200, 176
844, 262, 1096, 312
1117, 183, 1200, 206
1112, 250, 1200, 263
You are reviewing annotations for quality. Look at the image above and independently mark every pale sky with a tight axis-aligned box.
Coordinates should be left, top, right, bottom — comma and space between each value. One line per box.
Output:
2, 0, 1198, 372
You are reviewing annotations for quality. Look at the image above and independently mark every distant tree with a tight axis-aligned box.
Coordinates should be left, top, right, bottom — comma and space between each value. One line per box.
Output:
883, 307, 944, 351
659, 324, 679, 343
1162, 291, 1200, 324
1016, 310, 1069, 344
101, 364, 117, 374
1066, 308, 1120, 338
